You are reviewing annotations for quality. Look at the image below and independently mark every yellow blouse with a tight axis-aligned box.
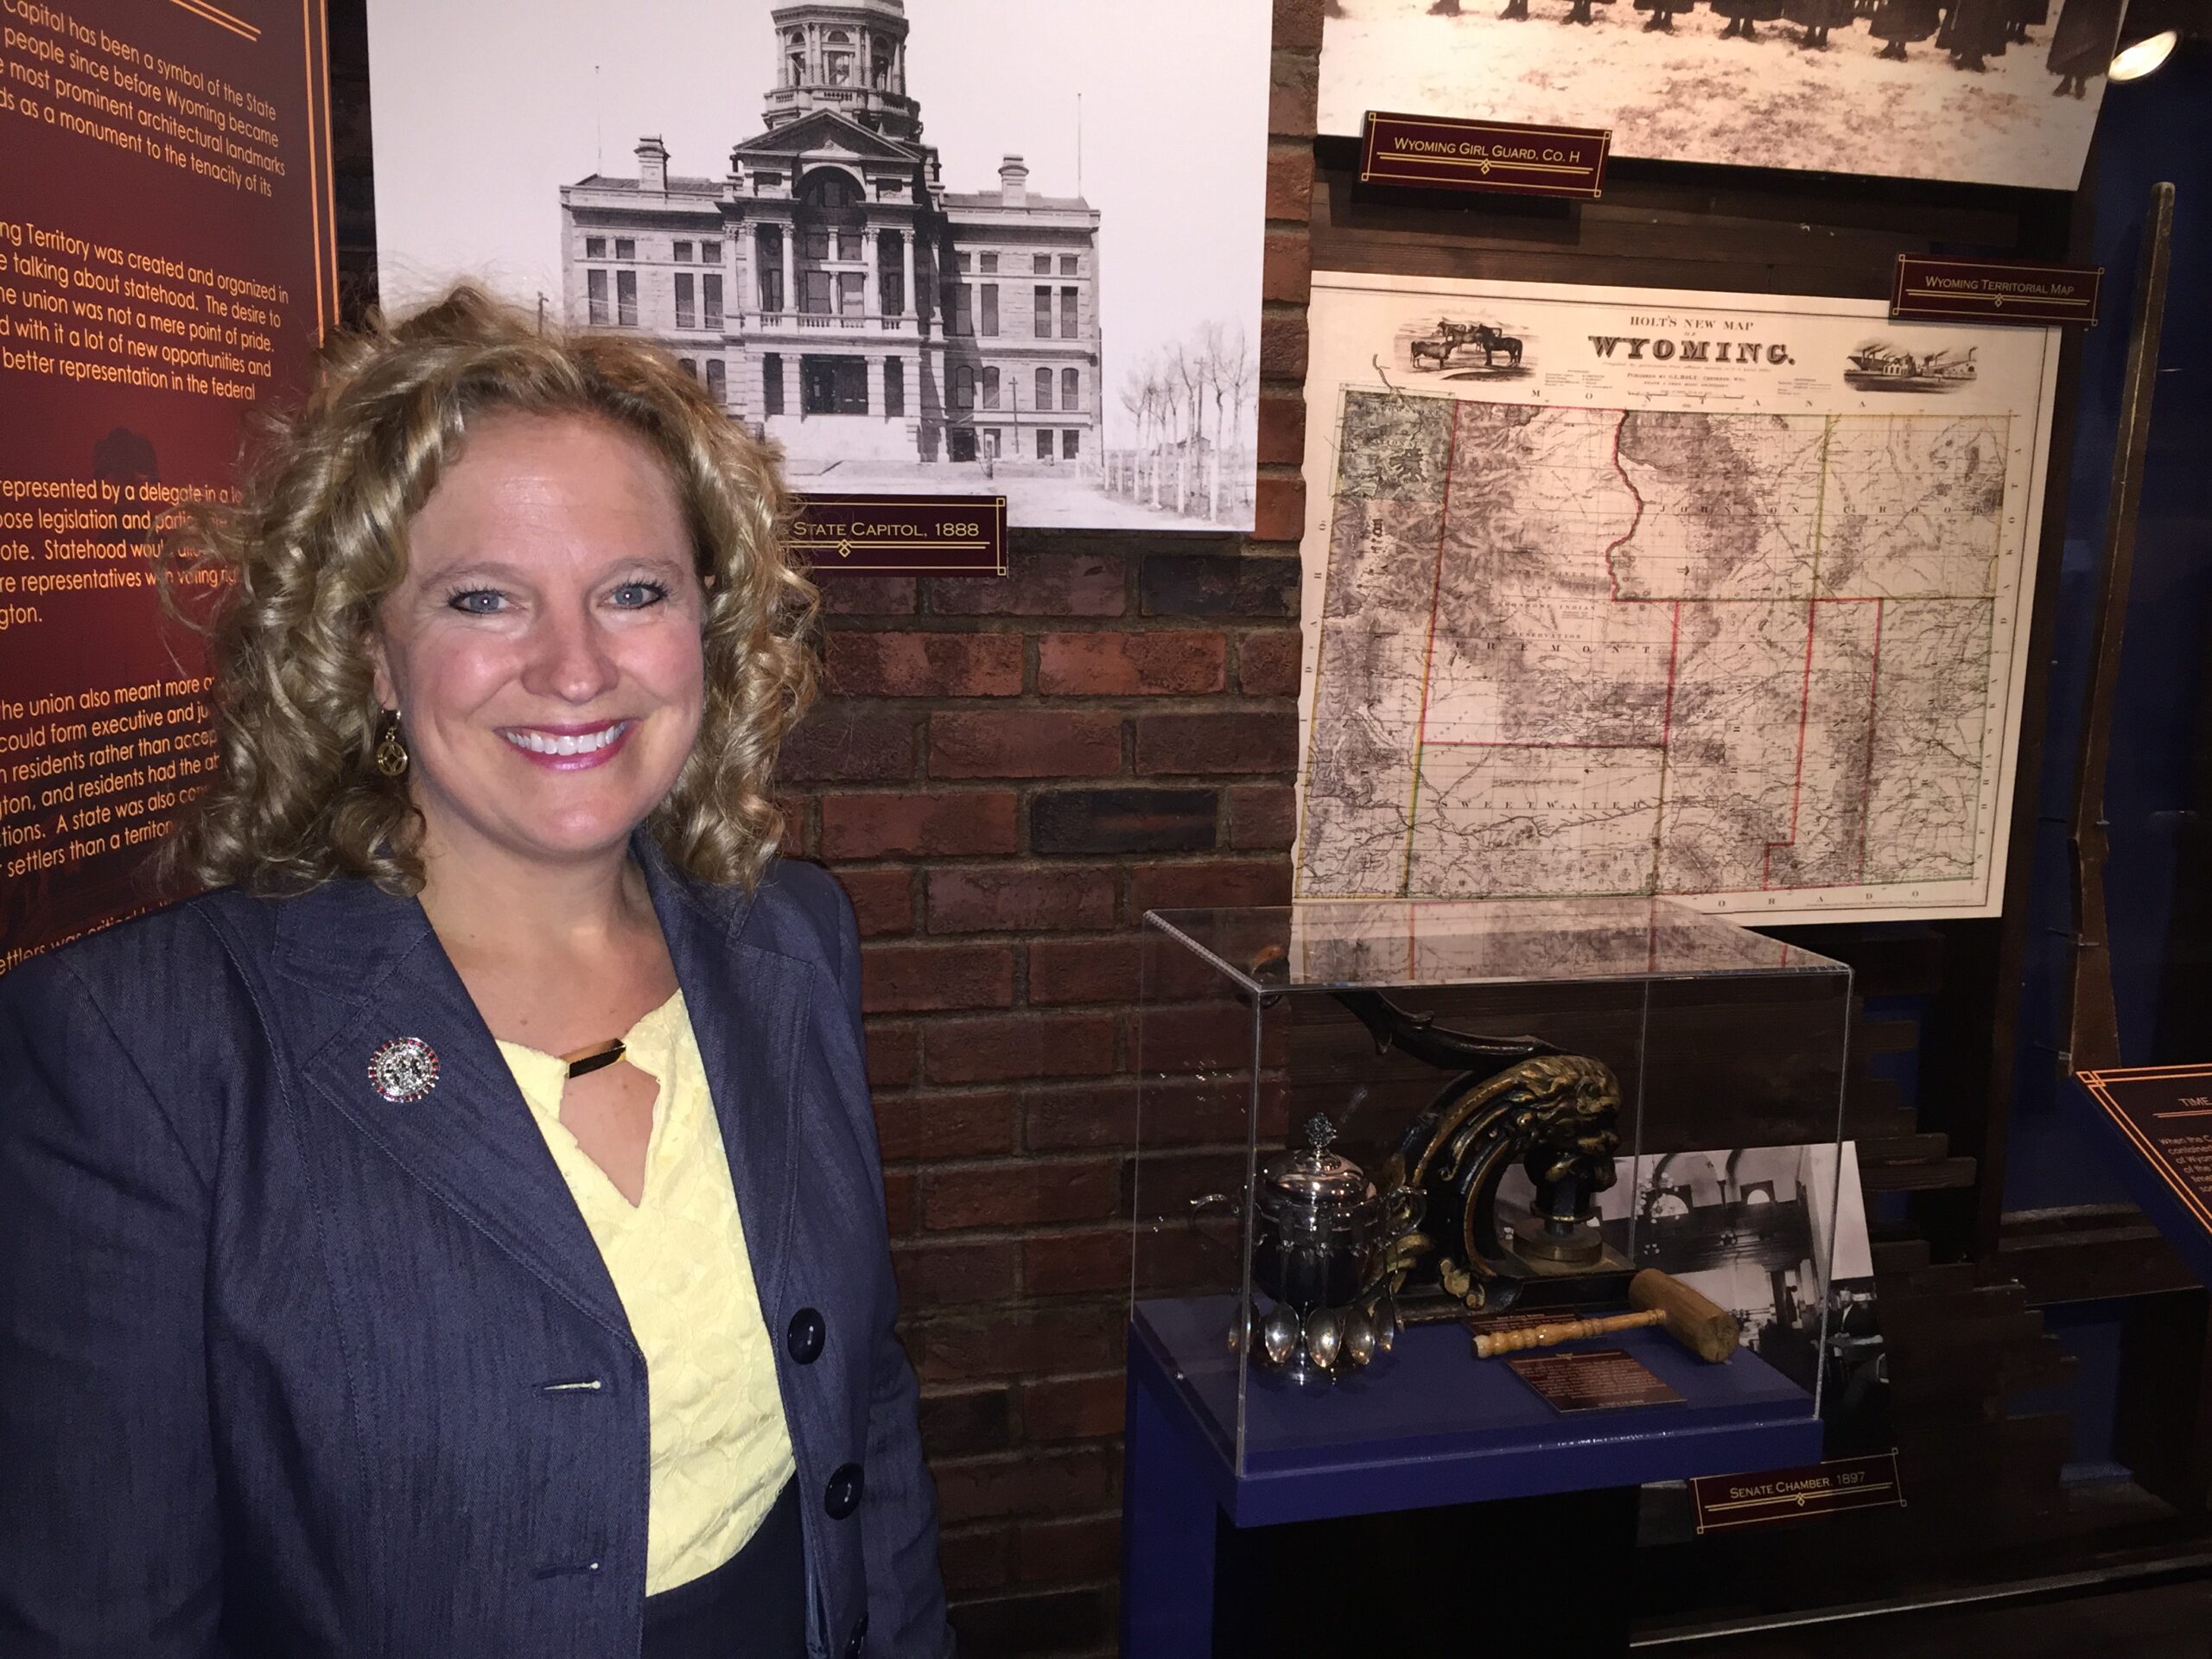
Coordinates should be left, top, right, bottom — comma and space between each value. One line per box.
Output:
496, 991, 797, 1595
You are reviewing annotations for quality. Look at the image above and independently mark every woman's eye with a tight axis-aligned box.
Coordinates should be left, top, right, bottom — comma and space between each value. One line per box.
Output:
447, 589, 506, 615
611, 582, 669, 608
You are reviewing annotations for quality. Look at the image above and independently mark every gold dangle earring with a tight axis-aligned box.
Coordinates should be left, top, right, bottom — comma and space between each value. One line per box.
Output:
374, 710, 410, 778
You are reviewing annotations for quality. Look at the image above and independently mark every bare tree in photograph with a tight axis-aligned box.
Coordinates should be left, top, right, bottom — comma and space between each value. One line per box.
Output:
1107, 323, 1256, 525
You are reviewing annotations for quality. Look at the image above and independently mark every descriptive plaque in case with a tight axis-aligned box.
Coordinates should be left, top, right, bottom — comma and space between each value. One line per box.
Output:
1506, 1347, 1682, 1414
791, 495, 1007, 576
1360, 111, 1610, 200
2076, 1064, 2212, 1241
1890, 256, 2102, 327
1690, 1451, 1906, 1534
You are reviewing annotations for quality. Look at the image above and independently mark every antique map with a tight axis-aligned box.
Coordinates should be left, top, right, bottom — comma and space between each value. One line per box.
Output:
1295, 275, 2062, 924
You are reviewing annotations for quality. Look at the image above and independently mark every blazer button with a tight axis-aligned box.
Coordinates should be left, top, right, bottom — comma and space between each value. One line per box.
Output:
843, 1613, 869, 1657
787, 1307, 826, 1364
823, 1462, 864, 1520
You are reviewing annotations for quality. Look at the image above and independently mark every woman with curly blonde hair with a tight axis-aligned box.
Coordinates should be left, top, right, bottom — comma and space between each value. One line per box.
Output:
0, 288, 952, 1659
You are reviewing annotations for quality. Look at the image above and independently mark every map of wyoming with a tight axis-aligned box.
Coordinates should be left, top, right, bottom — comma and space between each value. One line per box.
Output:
1297, 391, 2014, 910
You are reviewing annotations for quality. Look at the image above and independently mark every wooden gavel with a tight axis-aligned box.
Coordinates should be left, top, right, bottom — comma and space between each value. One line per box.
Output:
1471, 1269, 1740, 1363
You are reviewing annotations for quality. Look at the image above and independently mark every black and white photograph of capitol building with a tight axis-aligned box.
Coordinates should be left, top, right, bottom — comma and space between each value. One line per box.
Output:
367, 0, 1271, 529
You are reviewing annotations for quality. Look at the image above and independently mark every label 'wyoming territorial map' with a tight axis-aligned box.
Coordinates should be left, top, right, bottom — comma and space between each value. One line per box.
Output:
1295, 275, 2062, 925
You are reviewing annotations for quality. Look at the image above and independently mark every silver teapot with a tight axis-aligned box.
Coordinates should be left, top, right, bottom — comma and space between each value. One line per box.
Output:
1245, 1116, 1409, 1385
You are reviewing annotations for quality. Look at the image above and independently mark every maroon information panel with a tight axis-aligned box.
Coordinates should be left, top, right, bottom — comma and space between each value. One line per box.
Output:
0, 0, 337, 972
791, 494, 1007, 577
1360, 111, 1610, 200
1891, 256, 2102, 327
2076, 1065, 2212, 1241
1690, 1452, 1905, 1534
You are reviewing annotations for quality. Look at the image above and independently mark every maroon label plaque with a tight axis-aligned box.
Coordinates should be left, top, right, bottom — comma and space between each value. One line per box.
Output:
1690, 1452, 1906, 1534
2076, 1065, 2212, 1236
791, 495, 1007, 577
1360, 111, 1610, 200
1506, 1346, 1683, 1413
1890, 257, 2102, 327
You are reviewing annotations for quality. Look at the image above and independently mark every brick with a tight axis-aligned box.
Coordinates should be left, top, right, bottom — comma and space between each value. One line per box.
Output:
892, 1238, 1020, 1307
1123, 1146, 1253, 1214
928, 551, 1125, 618
881, 1167, 918, 1234
865, 1020, 918, 1089
1133, 1003, 1266, 1072
1140, 553, 1298, 619
927, 866, 1118, 934
936, 1525, 1013, 1597
1024, 1082, 1141, 1151
932, 1446, 1121, 1526
1252, 473, 1306, 543
1014, 1514, 1121, 1585
930, 709, 1122, 779
1036, 632, 1226, 696
1135, 710, 1300, 775
1022, 1231, 1131, 1300
948, 1589, 1116, 1658
835, 867, 915, 937
1229, 782, 1299, 849
1029, 788, 1217, 856
923, 1157, 1122, 1230
1237, 631, 1301, 697
1027, 936, 1226, 1006
817, 575, 917, 616
1260, 311, 1309, 381
1024, 1077, 1289, 1152
779, 701, 914, 782
1026, 938, 1143, 1007
772, 794, 810, 859
1265, 141, 1315, 221
1257, 391, 1306, 466
1273, 0, 1326, 51
908, 1304, 1125, 1384
1020, 1373, 1127, 1442
873, 1090, 1017, 1162
861, 943, 1016, 1014
921, 1012, 1118, 1085
918, 1387, 1014, 1459
1130, 1217, 1236, 1296
825, 631, 1024, 699
822, 791, 1020, 860
1130, 857, 1292, 915
1268, 46, 1319, 138
1262, 229, 1311, 304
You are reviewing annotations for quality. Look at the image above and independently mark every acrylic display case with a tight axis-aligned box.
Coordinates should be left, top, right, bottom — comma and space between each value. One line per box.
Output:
1129, 898, 1854, 1502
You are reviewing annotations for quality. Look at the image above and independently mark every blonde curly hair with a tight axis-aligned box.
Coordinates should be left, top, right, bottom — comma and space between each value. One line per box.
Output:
162, 284, 818, 897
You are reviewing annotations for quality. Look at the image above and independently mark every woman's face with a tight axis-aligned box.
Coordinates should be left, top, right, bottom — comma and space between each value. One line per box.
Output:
370, 411, 706, 876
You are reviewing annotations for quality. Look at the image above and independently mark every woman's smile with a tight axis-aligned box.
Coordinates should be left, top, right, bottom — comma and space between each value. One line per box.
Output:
499, 717, 639, 767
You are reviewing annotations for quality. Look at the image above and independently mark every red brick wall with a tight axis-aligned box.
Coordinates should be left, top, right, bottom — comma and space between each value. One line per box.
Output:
772, 10, 1318, 1649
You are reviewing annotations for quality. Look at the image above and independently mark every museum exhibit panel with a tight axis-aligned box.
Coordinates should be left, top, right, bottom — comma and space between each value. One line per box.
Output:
363, 0, 1273, 531
1123, 898, 1853, 1649
8, 0, 2212, 1652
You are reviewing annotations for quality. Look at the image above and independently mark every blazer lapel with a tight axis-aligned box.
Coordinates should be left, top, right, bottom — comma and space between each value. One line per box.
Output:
276, 880, 635, 1344
639, 842, 804, 1313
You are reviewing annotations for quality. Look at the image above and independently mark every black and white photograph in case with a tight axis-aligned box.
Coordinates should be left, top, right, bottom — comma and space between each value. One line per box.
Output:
1319, 0, 2126, 190
366, 0, 1269, 531
1499, 1140, 1878, 1408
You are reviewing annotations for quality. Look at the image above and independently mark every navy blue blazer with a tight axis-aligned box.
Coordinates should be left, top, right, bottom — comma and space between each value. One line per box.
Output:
0, 845, 953, 1658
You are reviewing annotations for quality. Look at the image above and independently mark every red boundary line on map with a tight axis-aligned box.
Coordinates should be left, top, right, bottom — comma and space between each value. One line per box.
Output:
1410, 405, 1909, 899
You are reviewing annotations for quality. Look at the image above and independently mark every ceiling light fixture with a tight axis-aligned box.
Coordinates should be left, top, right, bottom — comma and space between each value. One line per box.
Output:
2110, 27, 2179, 79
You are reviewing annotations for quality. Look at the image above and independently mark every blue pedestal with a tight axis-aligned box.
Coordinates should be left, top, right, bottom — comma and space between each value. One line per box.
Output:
1121, 1298, 1824, 1658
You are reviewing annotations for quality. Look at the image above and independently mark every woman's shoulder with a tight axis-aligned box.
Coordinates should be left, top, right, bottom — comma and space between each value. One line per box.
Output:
732, 856, 857, 969
0, 886, 272, 1024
